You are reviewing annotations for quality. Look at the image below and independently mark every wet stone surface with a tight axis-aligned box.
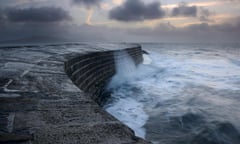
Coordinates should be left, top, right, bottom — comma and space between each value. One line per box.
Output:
0, 43, 150, 144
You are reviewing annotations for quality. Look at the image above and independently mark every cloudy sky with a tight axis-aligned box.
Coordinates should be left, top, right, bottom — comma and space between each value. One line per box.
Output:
0, 0, 239, 43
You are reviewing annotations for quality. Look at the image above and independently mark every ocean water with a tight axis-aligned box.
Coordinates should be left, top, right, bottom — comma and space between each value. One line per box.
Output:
104, 43, 240, 144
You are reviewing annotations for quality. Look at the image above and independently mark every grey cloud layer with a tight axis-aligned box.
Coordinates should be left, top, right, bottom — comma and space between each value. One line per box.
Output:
0, 6, 72, 41
198, 8, 212, 22
1, 18, 239, 43
73, 0, 101, 7
109, 0, 165, 21
0, 0, 239, 43
109, 1, 213, 22
128, 18, 240, 42
5, 7, 71, 23
171, 2, 197, 17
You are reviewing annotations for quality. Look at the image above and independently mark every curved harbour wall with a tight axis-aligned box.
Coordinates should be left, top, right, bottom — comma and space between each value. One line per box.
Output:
65, 46, 143, 104
0, 43, 150, 144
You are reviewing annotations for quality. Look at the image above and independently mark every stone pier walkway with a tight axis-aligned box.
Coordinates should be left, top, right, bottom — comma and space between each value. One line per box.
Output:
0, 43, 150, 144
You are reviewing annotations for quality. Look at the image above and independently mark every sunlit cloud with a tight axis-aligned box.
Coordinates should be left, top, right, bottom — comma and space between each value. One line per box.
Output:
86, 8, 93, 25
212, 14, 239, 24
112, 0, 124, 5
84, 6, 115, 26
100, 3, 111, 10
162, 1, 222, 9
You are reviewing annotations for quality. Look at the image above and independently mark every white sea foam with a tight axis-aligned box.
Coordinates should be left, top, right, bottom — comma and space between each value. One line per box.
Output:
107, 51, 137, 88
105, 97, 148, 138
105, 50, 151, 138
105, 44, 240, 142
143, 54, 152, 64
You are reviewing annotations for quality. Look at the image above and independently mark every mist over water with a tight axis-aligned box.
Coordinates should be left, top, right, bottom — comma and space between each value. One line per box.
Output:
104, 43, 240, 144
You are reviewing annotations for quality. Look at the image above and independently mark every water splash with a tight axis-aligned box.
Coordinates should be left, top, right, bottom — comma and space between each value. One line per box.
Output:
107, 51, 137, 89
105, 43, 240, 143
105, 50, 149, 138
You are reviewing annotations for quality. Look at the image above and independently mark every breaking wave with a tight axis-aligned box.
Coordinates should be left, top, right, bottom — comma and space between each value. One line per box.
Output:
104, 43, 240, 144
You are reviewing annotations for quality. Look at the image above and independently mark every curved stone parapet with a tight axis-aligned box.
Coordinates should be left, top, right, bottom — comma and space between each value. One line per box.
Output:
65, 46, 143, 105
0, 43, 150, 144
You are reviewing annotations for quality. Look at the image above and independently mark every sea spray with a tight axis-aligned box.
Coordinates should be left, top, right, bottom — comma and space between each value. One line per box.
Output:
104, 43, 240, 144
105, 50, 149, 138
104, 50, 186, 139
107, 50, 137, 89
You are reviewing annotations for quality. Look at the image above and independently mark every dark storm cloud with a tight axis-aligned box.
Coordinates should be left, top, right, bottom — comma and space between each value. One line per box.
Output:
171, 2, 197, 17
73, 0, 102, 7
170, 2, 213, 21
198, 8, 213, 22
109, 0, 165, 22
0, 6, 72, 42
6, 7, 71, 23
0, 10, 5, 23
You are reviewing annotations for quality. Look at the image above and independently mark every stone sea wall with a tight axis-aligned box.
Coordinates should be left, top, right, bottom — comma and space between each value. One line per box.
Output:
0, 43, 150, 144
65, 46, 143, 105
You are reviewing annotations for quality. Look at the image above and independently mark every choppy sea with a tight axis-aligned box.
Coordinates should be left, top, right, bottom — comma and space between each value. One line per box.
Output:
104, 43, 240, 144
